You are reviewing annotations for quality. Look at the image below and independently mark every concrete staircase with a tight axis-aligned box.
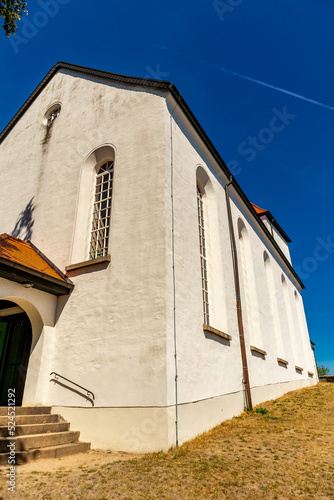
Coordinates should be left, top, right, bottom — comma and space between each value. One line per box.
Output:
0, 406, 90, 465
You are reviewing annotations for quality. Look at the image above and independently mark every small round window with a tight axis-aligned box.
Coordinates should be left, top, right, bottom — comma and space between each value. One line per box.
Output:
44, 103, 61, 126
47, 107, 60, 124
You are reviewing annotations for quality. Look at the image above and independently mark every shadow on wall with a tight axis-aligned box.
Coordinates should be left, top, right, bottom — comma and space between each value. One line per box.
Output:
11, 197, 35, 241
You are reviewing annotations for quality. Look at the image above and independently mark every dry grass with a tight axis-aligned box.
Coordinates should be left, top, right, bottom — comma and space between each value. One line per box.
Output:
1, 383, 334, 499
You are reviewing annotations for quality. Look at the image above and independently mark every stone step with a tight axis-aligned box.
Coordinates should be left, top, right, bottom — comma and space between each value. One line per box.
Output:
0, 414, 61, 426
0, 441, 91, 465
0, 421, 70, 437
0, 406, 52, 416
0, 407, 90, 464
0, 431, 80, 453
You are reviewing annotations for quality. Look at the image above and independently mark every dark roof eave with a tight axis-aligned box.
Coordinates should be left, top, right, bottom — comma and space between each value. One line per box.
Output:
233, 183, 305, 289
0, 61, 172, 145
259, 211, 291, 243
0, 257, 74, 296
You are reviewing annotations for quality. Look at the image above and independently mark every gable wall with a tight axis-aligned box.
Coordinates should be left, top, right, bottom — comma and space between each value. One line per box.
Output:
0, 71, 171, 408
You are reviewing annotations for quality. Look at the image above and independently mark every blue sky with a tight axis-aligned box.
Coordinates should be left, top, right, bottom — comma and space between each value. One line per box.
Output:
0, 0, 333, 372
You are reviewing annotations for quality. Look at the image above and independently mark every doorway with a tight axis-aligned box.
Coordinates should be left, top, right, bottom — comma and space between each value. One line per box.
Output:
0, 300, 32, 406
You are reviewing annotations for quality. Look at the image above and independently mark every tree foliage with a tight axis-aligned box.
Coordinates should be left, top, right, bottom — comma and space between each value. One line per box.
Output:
0, 0, 28, 36
317, 365, 330, 376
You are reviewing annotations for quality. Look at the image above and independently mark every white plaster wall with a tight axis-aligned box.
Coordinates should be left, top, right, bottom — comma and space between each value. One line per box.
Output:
293, 289, 318, 375
164, 101, 244, 411
263, 254, 285, 358
238, 220, 264, 350
52, 406, 170, 453
272, 224, 292, 263
164, 94, 317, 415
229, 192, 317, 389
251, 378, 315, 406
177, 378, 315, 447
0, 71, 170, 409
260, 215, 292, 263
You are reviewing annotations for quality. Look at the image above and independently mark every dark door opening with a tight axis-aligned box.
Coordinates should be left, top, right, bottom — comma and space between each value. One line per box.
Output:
0, 301, 32, 406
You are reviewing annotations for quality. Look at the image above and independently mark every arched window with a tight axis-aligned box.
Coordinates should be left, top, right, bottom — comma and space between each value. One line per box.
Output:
46, 106, 61, 125
237, 218, 263, 348
43, 102, 62, 126
197, 185, 210, 325
69, 145, 115, 266
263, 251, 285, 357
89, 160, 114, 260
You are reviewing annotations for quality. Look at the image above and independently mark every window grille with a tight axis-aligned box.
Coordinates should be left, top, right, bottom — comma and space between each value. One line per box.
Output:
89, 160, 114, 260
197, 186, 210, 325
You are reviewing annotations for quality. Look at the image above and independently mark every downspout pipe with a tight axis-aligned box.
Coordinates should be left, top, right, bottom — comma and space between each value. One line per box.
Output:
225, 178, 253, 410
170, 107, 179, 447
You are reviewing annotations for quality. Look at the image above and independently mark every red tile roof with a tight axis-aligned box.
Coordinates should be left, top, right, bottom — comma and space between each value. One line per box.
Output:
251, 203, 269, 216
0, 234, 66, 282
250, 203, 291, 243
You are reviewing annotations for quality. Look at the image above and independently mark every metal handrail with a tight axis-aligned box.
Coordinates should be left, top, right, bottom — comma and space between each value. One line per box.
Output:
50, 372, 95, 400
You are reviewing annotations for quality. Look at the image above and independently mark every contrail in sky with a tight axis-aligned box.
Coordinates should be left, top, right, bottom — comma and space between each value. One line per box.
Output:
161, 47, 334, 112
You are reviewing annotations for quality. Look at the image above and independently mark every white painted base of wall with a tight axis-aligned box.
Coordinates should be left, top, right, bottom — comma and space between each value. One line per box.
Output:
177, 390, 245, 446
52, 378, 317, 453
52, 406, 172, 453
251, 378, 316, 407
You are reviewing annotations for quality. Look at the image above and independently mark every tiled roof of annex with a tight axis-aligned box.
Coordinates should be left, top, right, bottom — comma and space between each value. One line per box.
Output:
0, 234, 67, 282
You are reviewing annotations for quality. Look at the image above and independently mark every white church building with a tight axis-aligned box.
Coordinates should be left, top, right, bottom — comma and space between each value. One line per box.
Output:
0, 62, 317, 452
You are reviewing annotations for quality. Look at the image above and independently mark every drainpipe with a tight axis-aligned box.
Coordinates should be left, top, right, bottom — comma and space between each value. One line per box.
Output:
225, 177, 253, 410
170, 109, 179, 447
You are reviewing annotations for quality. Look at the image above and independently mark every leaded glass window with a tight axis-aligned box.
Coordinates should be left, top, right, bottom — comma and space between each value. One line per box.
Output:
197, 186, 210, 325
89, 161, 114, 259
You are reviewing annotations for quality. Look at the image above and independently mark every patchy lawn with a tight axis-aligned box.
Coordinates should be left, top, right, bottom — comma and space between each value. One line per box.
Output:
1, 383, 333, 499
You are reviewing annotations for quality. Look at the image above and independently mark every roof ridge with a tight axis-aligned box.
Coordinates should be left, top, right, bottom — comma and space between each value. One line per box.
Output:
55, 61, 173, 86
